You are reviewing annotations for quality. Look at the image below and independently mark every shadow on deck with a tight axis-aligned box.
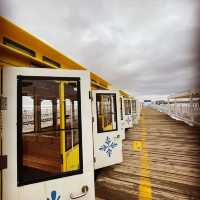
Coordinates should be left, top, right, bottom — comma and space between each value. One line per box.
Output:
95, 107, 200, 200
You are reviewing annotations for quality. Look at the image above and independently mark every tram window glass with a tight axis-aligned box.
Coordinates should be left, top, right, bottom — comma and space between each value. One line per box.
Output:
120, 97, 123, 120
41, 100, 53, 128
125, 100, 131, 115
18, 77, 82, 186
64, 99, 79, 151
96, 94, 117, 133
132, 100, 136, 113
57, 99, 60, 127
22, 96, 34, 133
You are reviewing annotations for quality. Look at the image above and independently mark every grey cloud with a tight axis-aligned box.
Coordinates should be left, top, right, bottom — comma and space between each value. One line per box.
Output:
1, 0, 200, 97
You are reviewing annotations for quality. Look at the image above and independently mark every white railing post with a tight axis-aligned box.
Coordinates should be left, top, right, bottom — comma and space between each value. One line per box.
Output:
189, 95, 194, 124
167, 98, 171, 115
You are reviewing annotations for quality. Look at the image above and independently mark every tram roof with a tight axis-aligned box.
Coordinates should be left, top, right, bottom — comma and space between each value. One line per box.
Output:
119, 90, 135, 99
90, 72, 111, 90
119, 90, 129, 97
0, 16, 86, 70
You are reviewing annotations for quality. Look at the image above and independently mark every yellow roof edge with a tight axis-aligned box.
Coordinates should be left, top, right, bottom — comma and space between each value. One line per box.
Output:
91, 80, 108, 90
0, 16, 86, 70
119, 90, 135, 99
119, 90, 129, 97
0, 43, 57, 68
90, 72, 111, 89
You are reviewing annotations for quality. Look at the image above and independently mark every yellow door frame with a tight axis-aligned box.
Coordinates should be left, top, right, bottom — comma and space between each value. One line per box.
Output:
59, 81, 66, 172
59, 81, 80, 172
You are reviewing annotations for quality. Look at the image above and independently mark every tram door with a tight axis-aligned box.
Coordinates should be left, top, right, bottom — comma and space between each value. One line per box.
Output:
132, 99, 138, 125
2, 67, 95, 200
124, 98, 133, 129
92, 90, 122, 169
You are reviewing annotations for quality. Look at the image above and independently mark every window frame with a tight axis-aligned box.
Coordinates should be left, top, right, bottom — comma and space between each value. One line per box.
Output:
120, 97, 123, 120
132, 100, 136, 113
17, 76, 83, 186
40, 98, 54, 129
124, 99, 131, 115
96, 93, 118, 133
22, 96, 35, 134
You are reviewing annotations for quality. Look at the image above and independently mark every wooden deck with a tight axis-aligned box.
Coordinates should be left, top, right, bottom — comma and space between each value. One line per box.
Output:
95, 107, 200, 200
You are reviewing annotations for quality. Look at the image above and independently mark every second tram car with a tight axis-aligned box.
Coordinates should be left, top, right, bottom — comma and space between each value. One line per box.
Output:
90, 73, 123, 169
123, 97, 133, 129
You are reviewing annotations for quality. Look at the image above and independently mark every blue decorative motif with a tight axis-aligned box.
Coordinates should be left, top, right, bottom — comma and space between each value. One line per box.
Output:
126, 116, 131, 125
99, 136, 118, 157
47, 191, 60, 200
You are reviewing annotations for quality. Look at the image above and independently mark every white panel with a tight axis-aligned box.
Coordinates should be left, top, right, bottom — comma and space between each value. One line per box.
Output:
92, 90, 123, 169
2, 67, 95, 200
123, 98, 133, 129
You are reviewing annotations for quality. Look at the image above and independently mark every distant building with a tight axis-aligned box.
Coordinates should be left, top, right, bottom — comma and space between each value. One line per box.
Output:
144, 100, 152, 106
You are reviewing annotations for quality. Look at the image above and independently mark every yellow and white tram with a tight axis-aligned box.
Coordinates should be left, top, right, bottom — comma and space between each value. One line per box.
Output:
131, 98, 141, 125
90, 73, 122, 169
0, 17, 124, 199
123, 95, 134, 129
119, 92, 141, 130
118, 90, 127, 139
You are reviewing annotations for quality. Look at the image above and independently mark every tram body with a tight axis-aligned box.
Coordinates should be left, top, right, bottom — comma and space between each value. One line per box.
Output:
90, 73, 123, 169
0, 17, 123, 199
123, 97, 133, 129
131, 99, 141, 125
2, 67, 95, 200
92, 89, 122, 169
119, 91, 126, 140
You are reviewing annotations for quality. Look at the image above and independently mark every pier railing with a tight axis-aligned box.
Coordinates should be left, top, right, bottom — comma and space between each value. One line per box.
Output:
151, 89, 200, 126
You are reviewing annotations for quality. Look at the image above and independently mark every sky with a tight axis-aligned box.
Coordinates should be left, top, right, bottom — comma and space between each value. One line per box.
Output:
1, 0, 200, 98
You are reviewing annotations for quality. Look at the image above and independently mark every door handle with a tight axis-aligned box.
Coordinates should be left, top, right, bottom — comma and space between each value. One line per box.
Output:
70, 185, 89, 199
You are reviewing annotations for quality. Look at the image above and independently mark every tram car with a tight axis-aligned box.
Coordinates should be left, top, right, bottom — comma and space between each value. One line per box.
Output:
0, 17, 124, 199
123, 95, 134, 129
119, 90, 126, 139
131, 98, 141, 125
90, 73, 123, 169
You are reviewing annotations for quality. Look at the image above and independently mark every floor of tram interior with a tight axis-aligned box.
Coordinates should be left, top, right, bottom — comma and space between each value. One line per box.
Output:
21, 166, 54, 183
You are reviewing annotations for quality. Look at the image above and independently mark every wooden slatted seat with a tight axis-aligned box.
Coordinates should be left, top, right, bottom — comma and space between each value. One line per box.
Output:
23, 135, 61, 173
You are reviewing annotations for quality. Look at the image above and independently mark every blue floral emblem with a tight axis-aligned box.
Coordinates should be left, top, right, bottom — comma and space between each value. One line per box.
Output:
47, 191, 60, 200
126, 116, 131, 125
99, 136, 118, 157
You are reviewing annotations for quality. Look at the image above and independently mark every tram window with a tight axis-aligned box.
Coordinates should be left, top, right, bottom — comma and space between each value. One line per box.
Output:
96, 94, 117, 133
124, 100, 131, 115
41, 100, 53, 128
120, 97, 123, 120
65, 99, 79, 151
57, 99, 60, 126
18, 77, 82, 186
22, 96, 34, 133
132, 100, 136, 113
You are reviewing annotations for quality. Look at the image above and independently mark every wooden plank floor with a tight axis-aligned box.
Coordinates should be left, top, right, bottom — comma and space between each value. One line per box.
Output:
95, 107, 200, 200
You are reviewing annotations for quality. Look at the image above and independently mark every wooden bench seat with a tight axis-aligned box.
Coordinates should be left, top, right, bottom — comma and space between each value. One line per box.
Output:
23, 134, 61, 173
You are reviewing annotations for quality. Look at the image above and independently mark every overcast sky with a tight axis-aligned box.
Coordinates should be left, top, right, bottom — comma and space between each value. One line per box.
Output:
1, 0, 200, 97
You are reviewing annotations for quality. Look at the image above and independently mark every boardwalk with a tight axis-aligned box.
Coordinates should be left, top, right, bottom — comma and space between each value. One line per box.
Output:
95, 108, 200, 200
